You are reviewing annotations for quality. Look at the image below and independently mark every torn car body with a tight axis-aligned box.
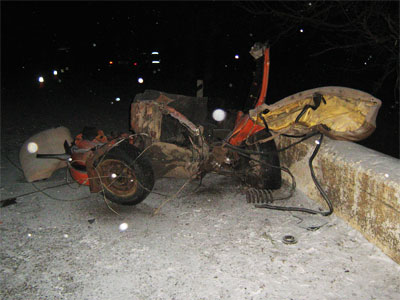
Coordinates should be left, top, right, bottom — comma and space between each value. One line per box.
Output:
31, 41, 381, 210
248, 86, 381, 141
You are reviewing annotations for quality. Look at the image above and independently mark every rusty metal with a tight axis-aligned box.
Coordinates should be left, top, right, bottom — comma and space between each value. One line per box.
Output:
86, 140, 119, 193
144, 141, 203, 179
130, 101, 163, 144
202, 145, 239, 174
96, 158, 138, 197
130, 95, 209, 181
161, 105, 201, 136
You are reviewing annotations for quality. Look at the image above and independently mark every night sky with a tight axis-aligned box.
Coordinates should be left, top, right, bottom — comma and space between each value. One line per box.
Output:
1, 1, 399, 157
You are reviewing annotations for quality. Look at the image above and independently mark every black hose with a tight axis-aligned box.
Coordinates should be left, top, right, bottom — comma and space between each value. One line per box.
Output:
255, 133, 333, 216
307, 134, 333, 216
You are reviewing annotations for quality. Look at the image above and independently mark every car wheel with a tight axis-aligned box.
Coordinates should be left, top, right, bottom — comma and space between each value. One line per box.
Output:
242, 130, 282, 190
95, 142, 154, 205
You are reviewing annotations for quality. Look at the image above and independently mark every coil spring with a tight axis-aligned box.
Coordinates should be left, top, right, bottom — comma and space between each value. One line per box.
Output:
246, 188, 274, 204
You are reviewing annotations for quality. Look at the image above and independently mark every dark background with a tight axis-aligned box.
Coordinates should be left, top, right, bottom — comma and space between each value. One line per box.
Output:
1, 1, 399, 158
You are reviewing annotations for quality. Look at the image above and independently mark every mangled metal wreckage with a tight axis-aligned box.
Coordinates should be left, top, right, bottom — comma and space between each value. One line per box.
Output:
24, 42, 382, 215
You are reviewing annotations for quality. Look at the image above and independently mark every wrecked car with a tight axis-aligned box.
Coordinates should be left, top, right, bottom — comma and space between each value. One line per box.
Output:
24, 42, 382, 215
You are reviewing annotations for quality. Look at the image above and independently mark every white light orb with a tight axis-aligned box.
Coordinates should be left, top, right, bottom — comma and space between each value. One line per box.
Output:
115, 97, 120, 102
138, 77, 144, 84
212, 109, 227, 122
53, 70, 58, 76
111, 173, 117, 178
119, 223, 128, 231
234, 54, 239, 59
27, 142, 38, 153
38, 76, 44, 83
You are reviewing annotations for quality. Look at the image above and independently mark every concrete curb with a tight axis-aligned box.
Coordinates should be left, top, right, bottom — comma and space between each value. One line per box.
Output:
277, 135, 400, 264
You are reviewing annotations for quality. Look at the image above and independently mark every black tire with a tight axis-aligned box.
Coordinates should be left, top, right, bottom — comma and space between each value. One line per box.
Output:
95, 142, 155, 205
241, 130, 282, 190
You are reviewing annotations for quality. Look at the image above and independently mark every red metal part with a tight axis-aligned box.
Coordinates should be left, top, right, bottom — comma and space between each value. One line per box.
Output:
255, 47, 270, 107
69, 151, 93, 186
68, 130, 109, 186
86, 141, 118, 193
68, 131, 135, 188
228, 115, 265, 146
69, 164, 90, 186
229, 47, 270, 146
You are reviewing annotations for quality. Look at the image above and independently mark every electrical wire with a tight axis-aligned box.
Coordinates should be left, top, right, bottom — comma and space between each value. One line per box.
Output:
224, 131, 319, 155
3, 151, 95, 202
2, 151, 80, 201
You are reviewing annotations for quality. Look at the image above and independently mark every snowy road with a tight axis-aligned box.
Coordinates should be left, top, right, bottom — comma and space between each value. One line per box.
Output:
1, 157, 399, 300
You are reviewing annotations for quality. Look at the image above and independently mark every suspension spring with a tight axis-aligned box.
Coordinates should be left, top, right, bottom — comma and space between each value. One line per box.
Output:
246, 188, 274, 204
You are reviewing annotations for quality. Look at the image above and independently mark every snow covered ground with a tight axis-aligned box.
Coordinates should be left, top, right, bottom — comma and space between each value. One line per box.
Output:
1, 156, 399, 300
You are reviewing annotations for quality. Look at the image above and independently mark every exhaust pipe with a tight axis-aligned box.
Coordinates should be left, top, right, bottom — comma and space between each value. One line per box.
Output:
36, 153, 71, 161
36, 140, 72, 161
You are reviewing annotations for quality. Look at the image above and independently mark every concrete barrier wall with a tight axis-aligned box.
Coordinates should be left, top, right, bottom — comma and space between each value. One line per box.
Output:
276, 135, 400, 263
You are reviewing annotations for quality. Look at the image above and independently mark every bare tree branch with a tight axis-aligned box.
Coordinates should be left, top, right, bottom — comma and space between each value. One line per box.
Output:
309, 41, 376, 57
236, 1, 399, 99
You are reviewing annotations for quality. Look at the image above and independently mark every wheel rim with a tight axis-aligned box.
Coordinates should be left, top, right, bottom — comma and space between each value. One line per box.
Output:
97, 159, 138, 197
